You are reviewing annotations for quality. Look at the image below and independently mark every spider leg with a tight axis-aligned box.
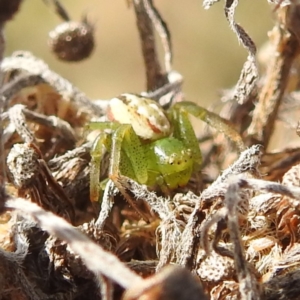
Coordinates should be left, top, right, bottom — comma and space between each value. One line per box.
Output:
90, 131, 109, 202
170, 106, 202, 168
201, 207, 228, 255
109, 124, 150, 222
109, 124, 148, 184
173, 101, 246, 152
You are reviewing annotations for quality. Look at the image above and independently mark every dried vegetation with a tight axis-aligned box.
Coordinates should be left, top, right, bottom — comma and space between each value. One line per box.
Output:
2, 0, 300, 299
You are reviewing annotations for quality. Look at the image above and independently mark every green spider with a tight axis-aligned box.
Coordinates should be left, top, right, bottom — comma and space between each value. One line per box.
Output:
87, 94, 245, 207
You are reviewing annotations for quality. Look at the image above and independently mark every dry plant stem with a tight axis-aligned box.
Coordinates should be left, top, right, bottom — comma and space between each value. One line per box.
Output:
0, 24, 6, 212
133, 0, 168, 91
7, 104, 37, 143
0, 1, 28, 210
237, 177, 300, 198
262, 269, 300, 300
123, 265, 209, 300
95, 179, 117, 229
224, 0, 258, 104
142, 78, 182, 101
200, 207, 227, 254
220, 89, 256, 133
174, 198, 204, 269
116, 176, 191, 271
0, 248, 41, 300
259, 147, 300, 181
201, 176, 300, 251
0, 74, 46, 102
49, 141, 92, 167
142, 0, 172, 72
203, 0, 221, 8
2, 104, 76, 143
116, 175, 171, 220
126, 260, 157, 274
0, 118, 6, 213
113, 176, 151, 223
204, 0, 258, 103
175, 145, 262, 268
247, 10, 300, 147
6, 197, 143, 289
199, 175, 300, 298
43, 0, 71, 21
225, 182, 260, 300
99, 275, 113, 300
201, 144, 262, 202
1, 51, 104, 116
38, 158, 76, 218
0, 231, 44, 300
0, 24, 5, 86
7, 143, 76, 222
115, 176, 185, 270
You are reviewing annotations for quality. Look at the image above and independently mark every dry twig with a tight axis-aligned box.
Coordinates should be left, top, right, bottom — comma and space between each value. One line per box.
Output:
247, 2, 300, 147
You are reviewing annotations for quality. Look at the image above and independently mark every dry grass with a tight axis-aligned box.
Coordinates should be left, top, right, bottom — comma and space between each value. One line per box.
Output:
2, 1, 300, 299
